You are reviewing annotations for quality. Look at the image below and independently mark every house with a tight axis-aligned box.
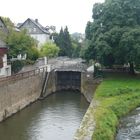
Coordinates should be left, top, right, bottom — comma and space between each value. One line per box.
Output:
18, 18, 53, 49
0, 45, 11, 77
0, 17, 11, 77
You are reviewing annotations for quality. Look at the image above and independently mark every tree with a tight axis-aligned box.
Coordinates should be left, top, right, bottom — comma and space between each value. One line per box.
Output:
85, 21, 94, 40
84, 0, 140, 74
7, 29, 38, 60
63, 26, 72, 56
55, 27, 72, 57
40, 42, 60, 58
71, 39, 81, 58
0, 17, 39, 62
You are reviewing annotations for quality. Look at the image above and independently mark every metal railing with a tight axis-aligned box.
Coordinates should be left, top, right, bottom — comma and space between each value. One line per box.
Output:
0, 66, 47, 84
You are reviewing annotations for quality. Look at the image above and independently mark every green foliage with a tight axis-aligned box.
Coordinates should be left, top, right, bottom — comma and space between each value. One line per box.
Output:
24, 59, 35, 65
93, 108, 118, 140
11, 60, 24, 73
85, 21, 93, 40
0, 17, 39, 73
27, 46, 39, 61
40, 42, 60, 58
7, 29, 37, 60
84, 0, 140, 69
119, 28, 140, 64
92, 73, 140, 140
55, 27, 73, 57
0, 30, 7, 42
71, 39, 81, 58
1, 17, 14, 30
80, 39, 91, 60
0, 17, 11, 42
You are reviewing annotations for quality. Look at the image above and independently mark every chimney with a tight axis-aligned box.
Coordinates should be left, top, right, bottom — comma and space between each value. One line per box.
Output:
35, 19, 38, 23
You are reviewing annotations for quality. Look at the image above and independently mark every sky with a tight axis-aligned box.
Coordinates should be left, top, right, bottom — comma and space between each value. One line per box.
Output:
0, 0, 104, 33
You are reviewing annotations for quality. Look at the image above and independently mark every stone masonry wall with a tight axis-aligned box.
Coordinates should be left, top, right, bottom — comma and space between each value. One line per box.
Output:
81, 72, 99, 102
75, 72, 102, 140
0, 73, 44, 122
42, 71, 56, 97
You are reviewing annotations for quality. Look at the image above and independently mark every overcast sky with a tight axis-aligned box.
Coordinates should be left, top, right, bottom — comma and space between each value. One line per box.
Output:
0, 0, 104, 33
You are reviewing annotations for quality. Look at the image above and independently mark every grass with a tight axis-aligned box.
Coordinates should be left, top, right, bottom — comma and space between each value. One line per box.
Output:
92, 72, 140, 140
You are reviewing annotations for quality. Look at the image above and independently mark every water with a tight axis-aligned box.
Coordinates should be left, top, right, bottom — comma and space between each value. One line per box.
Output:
0, 91, 89, 140
116, 107, 140, 140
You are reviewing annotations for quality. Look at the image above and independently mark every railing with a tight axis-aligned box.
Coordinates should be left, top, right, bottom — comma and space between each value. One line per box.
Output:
0, 66, 47, 84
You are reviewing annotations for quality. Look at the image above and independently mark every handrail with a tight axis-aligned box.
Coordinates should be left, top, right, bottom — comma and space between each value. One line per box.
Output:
0, 67, 47, 84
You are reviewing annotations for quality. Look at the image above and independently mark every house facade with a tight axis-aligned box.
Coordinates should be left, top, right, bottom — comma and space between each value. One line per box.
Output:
0, 46, 11, 77
0, 17, 11, 77
18, 18, 52, 49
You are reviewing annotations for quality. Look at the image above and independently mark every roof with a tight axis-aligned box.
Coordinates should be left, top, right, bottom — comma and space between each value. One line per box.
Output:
18, 18, 50, 34
0, 17, 8, 48
0, 40, 7, 48
0, 17, 8, 34
0, 17, 6, 28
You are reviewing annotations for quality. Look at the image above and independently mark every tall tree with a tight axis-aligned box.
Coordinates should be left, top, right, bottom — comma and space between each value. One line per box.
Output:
85, 21, 93, 40
63, 26, 72, 57
55, 27, 72, 57
85, 0, 140, 74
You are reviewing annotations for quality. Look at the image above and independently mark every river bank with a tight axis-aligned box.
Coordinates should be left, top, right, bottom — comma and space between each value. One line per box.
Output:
0, 91, 89, 140
75, 72, 140, 140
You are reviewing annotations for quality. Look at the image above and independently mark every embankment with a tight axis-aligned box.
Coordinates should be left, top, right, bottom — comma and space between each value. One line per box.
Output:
0, 72, 44, 122
75, 73, 140, 140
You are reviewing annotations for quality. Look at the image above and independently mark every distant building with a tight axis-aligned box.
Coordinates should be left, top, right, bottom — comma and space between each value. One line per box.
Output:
18, 18, 55, 49
0, 17, 11, 77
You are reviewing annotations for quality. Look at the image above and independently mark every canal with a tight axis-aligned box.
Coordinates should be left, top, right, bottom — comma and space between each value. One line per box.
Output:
0, 91, 89, 140
116, 107, 140, 140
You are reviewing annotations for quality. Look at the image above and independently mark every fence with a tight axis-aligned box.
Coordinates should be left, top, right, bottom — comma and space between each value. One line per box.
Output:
0, 66, 47, 84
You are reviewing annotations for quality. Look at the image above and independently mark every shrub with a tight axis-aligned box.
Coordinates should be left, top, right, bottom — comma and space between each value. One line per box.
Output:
11, 60, 24, 74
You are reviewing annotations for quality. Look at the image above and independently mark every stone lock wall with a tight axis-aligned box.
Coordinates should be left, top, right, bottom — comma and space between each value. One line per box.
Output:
0, 73, 44, 122
81, 72, 99, 102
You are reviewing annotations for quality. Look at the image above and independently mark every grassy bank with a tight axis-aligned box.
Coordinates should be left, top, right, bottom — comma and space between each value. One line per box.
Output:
92, 73, 140, 140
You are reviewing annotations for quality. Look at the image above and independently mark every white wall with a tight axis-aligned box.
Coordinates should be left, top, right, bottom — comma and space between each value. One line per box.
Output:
0, 54, 11, 77
31, 34, 51, 49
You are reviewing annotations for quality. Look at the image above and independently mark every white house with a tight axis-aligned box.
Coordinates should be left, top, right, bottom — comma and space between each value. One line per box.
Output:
0, 45, 11, 77
18, 18, 53, 49
0, 17, 11, 77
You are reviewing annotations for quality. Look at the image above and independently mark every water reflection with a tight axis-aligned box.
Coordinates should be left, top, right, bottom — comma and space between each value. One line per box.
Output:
0, 91, 89, 140
116, 107, 140, 140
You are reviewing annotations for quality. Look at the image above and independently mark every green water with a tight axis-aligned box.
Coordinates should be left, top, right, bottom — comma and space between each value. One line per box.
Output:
0, 91, 89, 140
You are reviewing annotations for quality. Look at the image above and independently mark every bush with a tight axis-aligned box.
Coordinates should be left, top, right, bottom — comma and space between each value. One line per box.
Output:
27, 47, 39, 61
24, 59, 35, 65
11, 60, 24, 74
